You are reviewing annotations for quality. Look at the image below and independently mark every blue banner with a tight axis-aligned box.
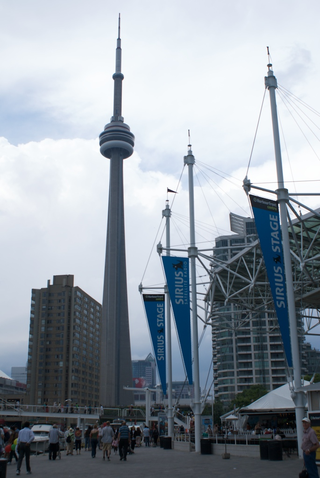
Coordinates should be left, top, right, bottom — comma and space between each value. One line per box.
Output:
250, 195, 293, 368
162, 256, 193, 384
143, 294, 166, 395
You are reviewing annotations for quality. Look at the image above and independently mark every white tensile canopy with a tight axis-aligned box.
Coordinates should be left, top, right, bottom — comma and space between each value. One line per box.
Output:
240, 381, 309, 413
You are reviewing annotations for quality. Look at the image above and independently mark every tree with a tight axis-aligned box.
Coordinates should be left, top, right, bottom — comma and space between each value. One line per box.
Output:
213, 398, 225, 425
304, 374, 320, 383
201, 397, 227, 426
230, 384, 268, 409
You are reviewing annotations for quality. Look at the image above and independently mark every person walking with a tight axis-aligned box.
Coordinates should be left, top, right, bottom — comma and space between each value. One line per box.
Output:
84, 426, 92, 451
98, 425, 103, 450
135, 426, 141, 447
206, 425, 213, 437
101, 421, 114, 461
0, 426, 4, 456
74, 427, 82, 455
66, 427, 75, 456
90, 424, 99, 458
301, 417, 320, 478
49, 424, 63, 460
152, 424, 159, 447
112, 430, 119, 454
16, 421, 34, 475
118, 421, 130, 461
143, 424, 150, 447
130, 426, 137, 452
7, 426, 19, 464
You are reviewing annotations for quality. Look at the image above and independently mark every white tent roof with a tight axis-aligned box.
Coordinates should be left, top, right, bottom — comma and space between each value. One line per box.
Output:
0, 369, 12, 380
240, 381, 309, 413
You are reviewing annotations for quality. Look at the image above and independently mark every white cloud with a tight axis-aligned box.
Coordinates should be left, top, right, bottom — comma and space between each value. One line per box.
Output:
1, 0, 320, 384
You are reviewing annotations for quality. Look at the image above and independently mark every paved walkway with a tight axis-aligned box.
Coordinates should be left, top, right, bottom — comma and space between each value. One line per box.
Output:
4, 444, 302, 478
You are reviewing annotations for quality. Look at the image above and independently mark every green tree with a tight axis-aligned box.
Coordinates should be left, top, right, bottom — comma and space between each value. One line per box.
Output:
213, 398, 225, 425
230, 384, 268, 409
201, 397, 226, 426
304, 374, 320, 383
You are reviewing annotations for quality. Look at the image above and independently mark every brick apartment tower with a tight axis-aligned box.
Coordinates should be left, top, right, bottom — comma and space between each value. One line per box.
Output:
26, 275, 101, 406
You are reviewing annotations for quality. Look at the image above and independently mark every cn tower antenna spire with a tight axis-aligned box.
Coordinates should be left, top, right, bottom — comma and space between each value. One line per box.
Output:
188, 129, 192, 152
267, 46, 272, 71
112, 13, 124, 122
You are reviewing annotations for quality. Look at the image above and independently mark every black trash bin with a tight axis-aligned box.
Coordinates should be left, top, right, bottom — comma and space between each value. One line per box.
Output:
0, 458, 8, 478
200, 439, 212, 455
159, 436, 164, 448
162, 437, 172, 449
259, 440, 269, 460
268, 440, 282, 461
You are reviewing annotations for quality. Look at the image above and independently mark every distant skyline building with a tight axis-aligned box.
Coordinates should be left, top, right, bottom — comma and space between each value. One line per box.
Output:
132, 353, 156, 387
0, 369, 26, 401
26, 275, 101, 406
99, 17, 134, 406
156, 381, 195, 406
132, 353, 157, 404
11, 366, 27, 384
303, 343, 320, 376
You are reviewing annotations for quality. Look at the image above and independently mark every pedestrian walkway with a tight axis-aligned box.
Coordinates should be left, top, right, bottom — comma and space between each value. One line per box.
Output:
5, 443, 301, 478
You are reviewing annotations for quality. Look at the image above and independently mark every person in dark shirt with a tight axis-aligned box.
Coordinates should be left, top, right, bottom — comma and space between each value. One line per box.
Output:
118, 421, 130, 461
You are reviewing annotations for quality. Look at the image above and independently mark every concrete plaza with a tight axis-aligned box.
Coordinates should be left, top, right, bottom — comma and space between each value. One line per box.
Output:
4, 442, 302, 478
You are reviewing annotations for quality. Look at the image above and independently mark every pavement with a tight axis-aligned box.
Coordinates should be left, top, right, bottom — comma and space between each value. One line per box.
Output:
4, 444, 302, 478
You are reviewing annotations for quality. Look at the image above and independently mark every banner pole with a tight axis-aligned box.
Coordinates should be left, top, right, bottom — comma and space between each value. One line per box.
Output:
163, 201, 174, 437
184, 141, 201, 453
265, 62, 305, 456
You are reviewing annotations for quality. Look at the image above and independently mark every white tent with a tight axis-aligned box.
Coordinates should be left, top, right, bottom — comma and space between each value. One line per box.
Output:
0, 369, 12, 380
240, 381, 309, 413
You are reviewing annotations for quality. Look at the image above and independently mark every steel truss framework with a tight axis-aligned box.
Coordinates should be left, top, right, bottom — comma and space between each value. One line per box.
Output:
201, 198, 320, 340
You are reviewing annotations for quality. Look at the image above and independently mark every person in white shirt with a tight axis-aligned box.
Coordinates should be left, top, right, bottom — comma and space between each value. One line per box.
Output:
101, 422, 114, 461
16, 421, 34, 476
143, 425, 150, 447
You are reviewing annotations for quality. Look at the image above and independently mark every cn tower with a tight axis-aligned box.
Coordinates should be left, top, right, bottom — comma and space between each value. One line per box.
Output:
99, 16, 134, 406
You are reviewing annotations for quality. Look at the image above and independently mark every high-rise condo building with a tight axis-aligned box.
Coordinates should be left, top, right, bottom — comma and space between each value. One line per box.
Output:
26, 275, 101, 406
211, 213, 308, 404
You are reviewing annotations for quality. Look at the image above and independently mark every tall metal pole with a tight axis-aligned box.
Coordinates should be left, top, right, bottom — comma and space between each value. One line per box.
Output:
162, 201, 174, 437
265, 62, 305, 456
184, 141, 201, 453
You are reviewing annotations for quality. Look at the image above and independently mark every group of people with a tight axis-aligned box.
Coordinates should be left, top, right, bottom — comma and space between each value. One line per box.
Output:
80, 422, 159, 459
205, 424, 219, 437
0, 424, 19, 465
50, 402, 93, 414
141, 424, 159, 447
0, 421, 35, 475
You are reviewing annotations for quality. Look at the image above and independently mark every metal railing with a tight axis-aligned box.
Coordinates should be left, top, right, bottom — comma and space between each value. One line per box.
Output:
0, 401, 146, 421
173, 429, 297, 446
122, 408, 145, 419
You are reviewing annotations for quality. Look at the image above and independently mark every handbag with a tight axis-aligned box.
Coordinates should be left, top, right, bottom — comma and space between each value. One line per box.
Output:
299, 470, 308, 478
66, 435, 71, 443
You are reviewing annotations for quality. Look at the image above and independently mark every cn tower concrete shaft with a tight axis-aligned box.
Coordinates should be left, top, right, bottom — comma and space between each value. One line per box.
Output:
99, 16, 134, 406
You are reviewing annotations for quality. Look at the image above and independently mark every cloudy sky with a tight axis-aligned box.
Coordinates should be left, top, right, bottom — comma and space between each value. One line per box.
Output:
1, 0, 320, 391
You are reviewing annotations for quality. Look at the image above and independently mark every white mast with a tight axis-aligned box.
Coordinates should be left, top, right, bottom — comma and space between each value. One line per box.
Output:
265, 57, 304, 456
162, 201, 174, 437
184, 134, 201, 453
